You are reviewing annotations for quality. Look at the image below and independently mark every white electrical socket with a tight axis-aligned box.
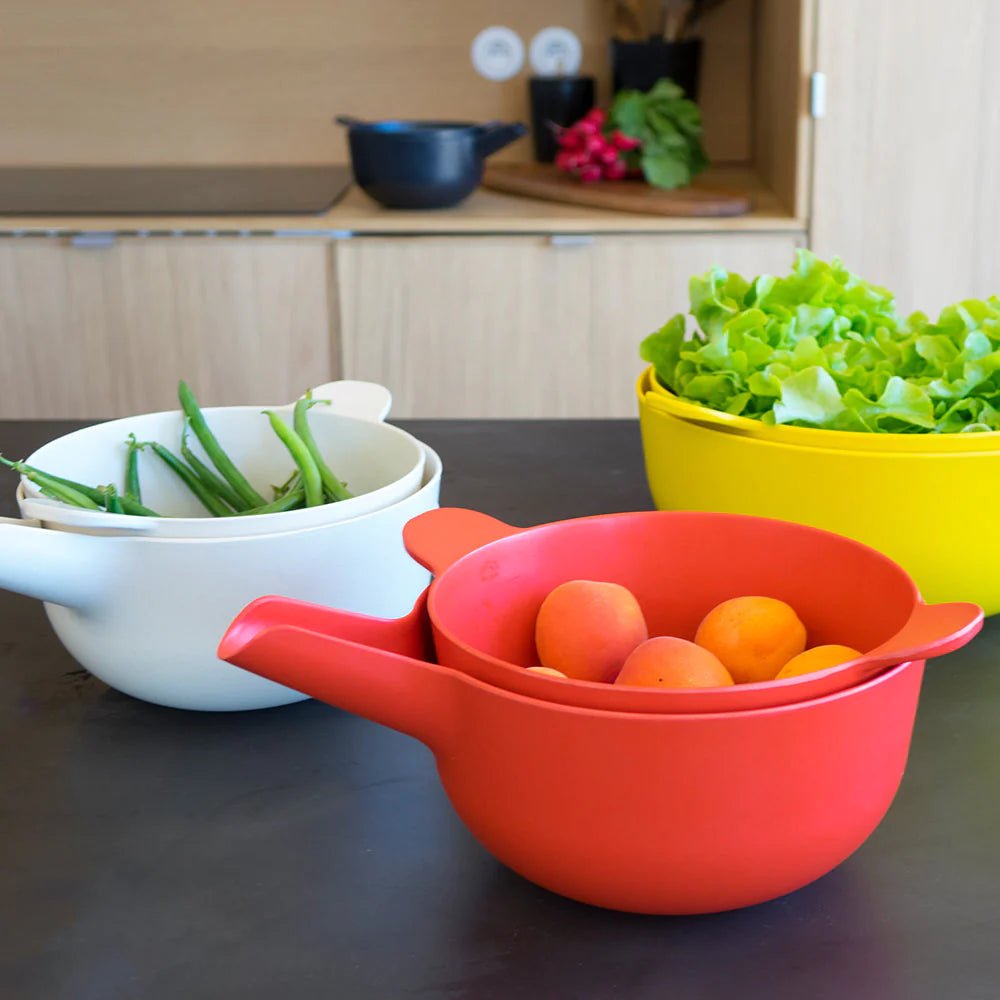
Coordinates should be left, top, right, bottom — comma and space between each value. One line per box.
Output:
529, 27, 582, 76
471, 26, 525, 82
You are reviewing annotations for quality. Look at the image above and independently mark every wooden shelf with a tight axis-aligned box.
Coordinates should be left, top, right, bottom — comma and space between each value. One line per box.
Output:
0, 166, 803, 237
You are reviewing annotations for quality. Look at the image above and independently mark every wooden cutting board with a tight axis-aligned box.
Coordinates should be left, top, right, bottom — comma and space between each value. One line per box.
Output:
483, 164, 751, 218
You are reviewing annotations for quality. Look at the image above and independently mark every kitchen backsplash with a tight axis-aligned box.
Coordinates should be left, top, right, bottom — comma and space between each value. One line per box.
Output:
0, 0, 751, 166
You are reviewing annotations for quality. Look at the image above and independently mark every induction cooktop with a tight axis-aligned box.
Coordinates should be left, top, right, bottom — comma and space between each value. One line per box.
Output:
0, 165, 353, 215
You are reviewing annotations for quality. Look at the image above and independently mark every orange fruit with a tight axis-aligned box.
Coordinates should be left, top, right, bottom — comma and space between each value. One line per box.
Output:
535, 580, 648, 683
526, 666, 569, 679
614, 637, 734, 689
695, 596, 806, 684
776, 644, 861, 680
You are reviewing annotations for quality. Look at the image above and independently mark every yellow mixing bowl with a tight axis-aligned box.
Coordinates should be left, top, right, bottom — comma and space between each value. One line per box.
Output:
637, 369, 1000, 614
646, 367, 1000, 453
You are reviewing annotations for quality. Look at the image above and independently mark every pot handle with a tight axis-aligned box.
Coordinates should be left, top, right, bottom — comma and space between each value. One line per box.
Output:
475, 121, 528, 158
218, 597, 458, 753
295, 381, 393, 423
0, 518, 105, 608
403, 507, 522, 575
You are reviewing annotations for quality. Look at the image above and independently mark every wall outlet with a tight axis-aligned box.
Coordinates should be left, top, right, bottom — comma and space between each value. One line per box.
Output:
471, 26, 525, 82
529, 27, 582, 77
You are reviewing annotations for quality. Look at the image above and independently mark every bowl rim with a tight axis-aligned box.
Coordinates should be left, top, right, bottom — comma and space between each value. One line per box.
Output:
20, 404, 426, 536
15, 443, 443, 546
641, 366, 1000, 453
425, 508, 922, 713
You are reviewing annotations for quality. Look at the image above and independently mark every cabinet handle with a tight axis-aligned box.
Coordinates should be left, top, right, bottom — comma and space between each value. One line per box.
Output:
69, 232, 118, 249
548, 234, 595, 248
809, 72, 827, 119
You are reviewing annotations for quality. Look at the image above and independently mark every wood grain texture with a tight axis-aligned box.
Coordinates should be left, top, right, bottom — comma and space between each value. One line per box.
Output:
0, 238, 335, 418
334, 231, 803, 418
811, 0, 1000, 314
753, 0, 813, 219
0, 168, 802, 235
483, 164, 751, 217
0, 0, 752, 168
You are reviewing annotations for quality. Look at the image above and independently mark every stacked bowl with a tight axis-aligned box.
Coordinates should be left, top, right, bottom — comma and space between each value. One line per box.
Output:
219, 506, 981, 914
638, 367, 1000, 615
0, 381, 442, 711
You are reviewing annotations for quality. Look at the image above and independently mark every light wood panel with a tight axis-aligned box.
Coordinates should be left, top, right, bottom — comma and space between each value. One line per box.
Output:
0, 238, 334, 418
811, 0, 1000, 314
0, 168, 802, 236
753, 0, 813, 218
335, 231, 803, 418
0, 0, 752, 169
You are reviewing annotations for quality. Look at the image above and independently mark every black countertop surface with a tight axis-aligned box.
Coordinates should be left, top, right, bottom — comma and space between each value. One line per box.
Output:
1, 419, 998, 1000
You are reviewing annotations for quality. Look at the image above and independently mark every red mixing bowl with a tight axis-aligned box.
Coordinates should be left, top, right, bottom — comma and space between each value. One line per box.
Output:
217, 509, 981, 913
219, 608, 928, 914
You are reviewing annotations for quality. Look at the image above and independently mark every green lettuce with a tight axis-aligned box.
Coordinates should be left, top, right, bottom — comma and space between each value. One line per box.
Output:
640, 250, 1000, 433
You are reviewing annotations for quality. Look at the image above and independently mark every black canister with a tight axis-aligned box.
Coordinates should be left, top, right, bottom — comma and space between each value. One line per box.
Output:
528, 76, 596, 163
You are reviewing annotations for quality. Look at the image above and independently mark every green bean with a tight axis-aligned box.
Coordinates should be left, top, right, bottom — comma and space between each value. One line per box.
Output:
233, 487, 305, 516
293, 398, 353, 502
146, 442, 233, 517
119, 496, 162, 517
17, 465, 102, 509
262, 411, 323, 507
125, 435, 143, 503
177, 380, 265, 508
1, 455, 162, 516
100, 485, 125, 514
181, 422, 250, 512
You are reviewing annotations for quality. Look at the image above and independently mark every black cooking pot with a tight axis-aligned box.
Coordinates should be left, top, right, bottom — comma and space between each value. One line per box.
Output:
336, 116, 527, 210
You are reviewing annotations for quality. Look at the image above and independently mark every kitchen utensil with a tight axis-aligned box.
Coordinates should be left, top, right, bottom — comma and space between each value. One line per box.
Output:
218, 598, 928, 914
482, 163, 749, 216
16, 381, 424, 538
0, 448, 442, 711
219, 507, 981, 715
337, 117, 528, 210
646, 369, 1000, 452
638, 368, 1000, 613
610, 37, 703, 98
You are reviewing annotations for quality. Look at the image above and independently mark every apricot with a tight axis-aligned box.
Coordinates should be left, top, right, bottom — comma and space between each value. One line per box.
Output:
614, 637, 734, 689
535, 580, 648, 682
776, 644, 861, 680
526, 666, 569, 679
695, 596, 806, 684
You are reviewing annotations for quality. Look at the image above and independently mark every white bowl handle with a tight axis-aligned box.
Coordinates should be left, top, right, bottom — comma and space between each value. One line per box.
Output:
304, 381, 392, 423
0, 518, 106, 609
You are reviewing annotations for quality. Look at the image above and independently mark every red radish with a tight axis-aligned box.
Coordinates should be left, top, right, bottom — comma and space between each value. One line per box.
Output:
575, 119, 599, 137
612, 130, 641, 151
599, 147, 620, 166
554, 151, 574, 171
603, 161, 627, 181
579, 164, 602, 183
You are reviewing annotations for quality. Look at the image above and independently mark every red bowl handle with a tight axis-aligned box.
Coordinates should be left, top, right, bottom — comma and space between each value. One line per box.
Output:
403, 507, 521, 575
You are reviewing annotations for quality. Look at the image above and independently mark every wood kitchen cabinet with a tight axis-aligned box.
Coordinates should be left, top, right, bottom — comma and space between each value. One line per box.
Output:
811, 0, 1000, 314
334, 232, 803, 418
0, 237, 335, 419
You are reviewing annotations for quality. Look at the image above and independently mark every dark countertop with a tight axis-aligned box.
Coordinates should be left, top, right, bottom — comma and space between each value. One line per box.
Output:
1, 419, 998, 1000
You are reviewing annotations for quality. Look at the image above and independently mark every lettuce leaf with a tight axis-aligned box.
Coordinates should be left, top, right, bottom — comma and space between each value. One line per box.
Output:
640, 249, 1000, 434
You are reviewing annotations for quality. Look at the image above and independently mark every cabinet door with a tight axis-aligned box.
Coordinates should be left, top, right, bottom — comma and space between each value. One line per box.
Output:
335, 233, 803, 418
0, 237, 334, 418
811, 0, 1000, 313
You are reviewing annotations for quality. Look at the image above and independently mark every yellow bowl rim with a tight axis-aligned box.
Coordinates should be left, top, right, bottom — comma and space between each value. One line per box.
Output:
641, 366, 1000, 453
